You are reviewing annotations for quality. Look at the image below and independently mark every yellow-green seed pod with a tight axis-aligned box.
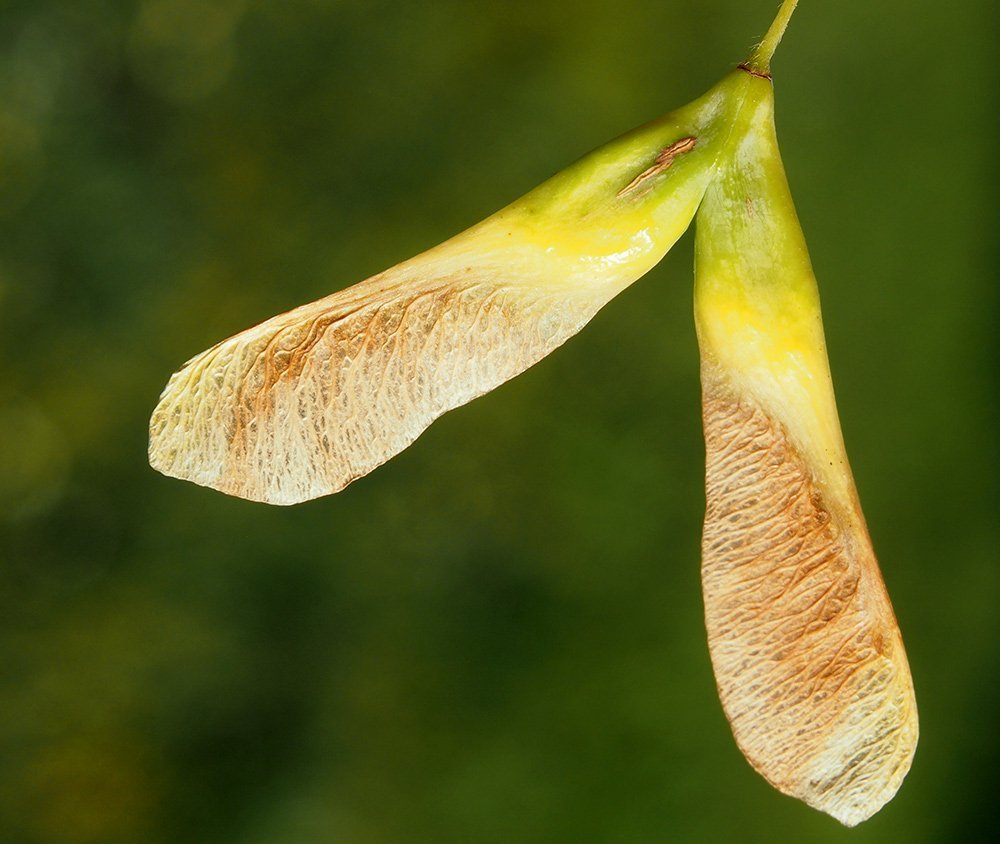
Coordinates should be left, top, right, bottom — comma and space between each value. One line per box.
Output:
693, 69, 918, 826
149, 73, 754, 505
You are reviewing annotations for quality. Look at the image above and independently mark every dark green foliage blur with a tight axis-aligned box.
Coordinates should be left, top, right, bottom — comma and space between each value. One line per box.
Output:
1, 1, 996, 841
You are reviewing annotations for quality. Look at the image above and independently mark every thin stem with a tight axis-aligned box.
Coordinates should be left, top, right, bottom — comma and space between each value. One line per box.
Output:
745, 0, 799, 75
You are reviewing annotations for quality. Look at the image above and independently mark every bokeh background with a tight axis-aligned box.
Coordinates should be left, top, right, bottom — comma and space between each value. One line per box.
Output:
1, 1, 996, 841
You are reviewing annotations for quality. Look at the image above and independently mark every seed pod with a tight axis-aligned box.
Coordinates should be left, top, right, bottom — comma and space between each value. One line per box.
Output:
693, 69, 918, 826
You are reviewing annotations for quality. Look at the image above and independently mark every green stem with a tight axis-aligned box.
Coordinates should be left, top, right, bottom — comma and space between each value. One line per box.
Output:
744, 0, 799, 75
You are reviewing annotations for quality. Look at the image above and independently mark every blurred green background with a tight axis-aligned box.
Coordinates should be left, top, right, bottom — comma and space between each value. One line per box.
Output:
0, 1, 996, 841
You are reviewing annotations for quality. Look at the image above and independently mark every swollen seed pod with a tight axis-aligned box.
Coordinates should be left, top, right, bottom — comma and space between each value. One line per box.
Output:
149, 73, 754, 505
693, 70, 918, 825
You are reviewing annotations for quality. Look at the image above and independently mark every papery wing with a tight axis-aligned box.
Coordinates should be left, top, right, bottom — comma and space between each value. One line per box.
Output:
149, 252, 614, 504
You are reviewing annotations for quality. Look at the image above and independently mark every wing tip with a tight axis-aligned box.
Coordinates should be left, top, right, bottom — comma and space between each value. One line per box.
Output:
149, 409, 345, 507
148, 452, 321, 506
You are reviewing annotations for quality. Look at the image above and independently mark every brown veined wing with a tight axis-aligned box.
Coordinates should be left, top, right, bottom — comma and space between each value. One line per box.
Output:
149, 236, 624, 505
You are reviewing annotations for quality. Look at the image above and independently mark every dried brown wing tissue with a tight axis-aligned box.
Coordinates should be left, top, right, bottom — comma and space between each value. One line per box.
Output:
700, 366, 918, 826
149, 259, 611, 504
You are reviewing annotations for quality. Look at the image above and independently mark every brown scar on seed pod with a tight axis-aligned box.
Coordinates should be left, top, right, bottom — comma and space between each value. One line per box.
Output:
618, 136, 697, 197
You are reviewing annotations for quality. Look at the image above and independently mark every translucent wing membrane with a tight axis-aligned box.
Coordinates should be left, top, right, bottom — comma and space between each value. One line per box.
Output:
150, 248, 617, 504
700, 373, 917, 825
